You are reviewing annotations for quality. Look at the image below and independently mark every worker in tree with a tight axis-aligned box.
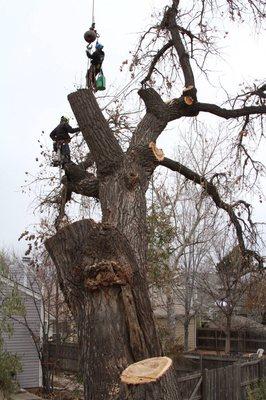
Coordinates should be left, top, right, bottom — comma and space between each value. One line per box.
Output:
50, 116, 80, 166
86, 42, 105, 91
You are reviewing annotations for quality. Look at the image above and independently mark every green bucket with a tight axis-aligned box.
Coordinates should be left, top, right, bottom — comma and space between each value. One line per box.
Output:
96, 73, 106, 91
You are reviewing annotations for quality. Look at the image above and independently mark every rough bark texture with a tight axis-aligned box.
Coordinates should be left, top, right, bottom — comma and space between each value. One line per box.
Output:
124, 367, 181, 399
45, 219, 183, 399
46, 220, 159, 398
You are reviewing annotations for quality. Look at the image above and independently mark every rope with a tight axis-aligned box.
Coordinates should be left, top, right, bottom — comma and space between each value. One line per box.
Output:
92, 0, 95, 25
101, 63, 151, 110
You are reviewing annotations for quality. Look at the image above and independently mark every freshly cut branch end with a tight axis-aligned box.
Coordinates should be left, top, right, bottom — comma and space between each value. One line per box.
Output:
121, 356, 172, 385
149, 142, 165, 161
183, 85, 196, 105
184, 96, 194, 105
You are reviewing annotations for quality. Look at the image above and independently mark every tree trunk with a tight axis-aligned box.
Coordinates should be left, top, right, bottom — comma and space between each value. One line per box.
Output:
166, 289, 176, 343
123, 366, 180, 399
183, 319, 189, 352
45, 89, 181, 399
225, 315, 231, 354
42, 341, 53, 394
46, 219, 176, 399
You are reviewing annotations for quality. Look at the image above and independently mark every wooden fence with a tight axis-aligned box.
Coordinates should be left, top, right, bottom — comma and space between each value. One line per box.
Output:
202, 359, 266, 400
48, 342, 266, 399
197, 328, 266, 353
175, 359, 266, 400
48, 342, 79, 372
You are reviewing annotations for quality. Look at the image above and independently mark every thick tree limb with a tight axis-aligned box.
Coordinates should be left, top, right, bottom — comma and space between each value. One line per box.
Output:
161, 1, 195, 89
63, 162, 99, 198
131, 87, 199, 146
198, 102, 266, 119
133, 85, 265, 149
157, 156, 263, 267
54, 162, 99, 230
68, 89, 123, 175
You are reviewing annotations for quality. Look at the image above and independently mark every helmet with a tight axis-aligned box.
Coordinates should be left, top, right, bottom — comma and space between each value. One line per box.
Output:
60, 116, 69, 124
96, 43, 103, 50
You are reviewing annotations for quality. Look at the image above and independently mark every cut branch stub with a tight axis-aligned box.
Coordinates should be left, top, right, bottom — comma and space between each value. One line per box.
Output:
149, 142, 165, 161
135, 142, 165, 176
183, 85, 197, 105
121, 357, 172, 385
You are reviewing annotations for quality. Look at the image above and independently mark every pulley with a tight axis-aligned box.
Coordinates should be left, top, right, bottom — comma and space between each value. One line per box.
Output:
84, 25, 97, 44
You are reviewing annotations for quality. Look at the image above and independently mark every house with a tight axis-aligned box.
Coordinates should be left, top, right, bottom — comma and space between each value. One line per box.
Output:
150, 286, 197, 351
0, 259, 42, 389
154, 304, 197, 351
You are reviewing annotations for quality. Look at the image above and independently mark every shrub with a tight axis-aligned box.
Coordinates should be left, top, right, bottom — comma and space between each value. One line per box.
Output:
247, 379, 266, 400
0, 350, 22, 399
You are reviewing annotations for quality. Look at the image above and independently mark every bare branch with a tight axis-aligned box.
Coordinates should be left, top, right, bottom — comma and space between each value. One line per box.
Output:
198, 102, 266, 119
141, 41, 174, 86
158, 156, 263, 267
161, 1, 195, 88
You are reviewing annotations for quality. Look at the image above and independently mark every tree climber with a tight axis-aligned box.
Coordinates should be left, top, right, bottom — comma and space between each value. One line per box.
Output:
50, 116, 80, 166
86, 42, 105, 91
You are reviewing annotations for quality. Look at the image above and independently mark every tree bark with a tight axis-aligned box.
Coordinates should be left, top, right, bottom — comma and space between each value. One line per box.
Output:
42, 337, 53, 394
45, 88, 182, 399
46, 218, 176, 399
183, 320, 189, 353
225, 315, 232, 354
123, 366, 180, 399
166, 289, 176, 343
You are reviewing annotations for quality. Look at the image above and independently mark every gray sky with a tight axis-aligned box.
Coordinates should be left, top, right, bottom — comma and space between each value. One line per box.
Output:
0, 0, 265, 254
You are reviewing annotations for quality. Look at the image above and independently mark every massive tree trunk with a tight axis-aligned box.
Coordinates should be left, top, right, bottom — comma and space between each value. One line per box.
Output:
45, 88, 182, 399
46, 220, 161, 399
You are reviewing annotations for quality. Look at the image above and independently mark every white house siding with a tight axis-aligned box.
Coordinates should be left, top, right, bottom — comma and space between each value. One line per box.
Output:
1, 284, 41, 389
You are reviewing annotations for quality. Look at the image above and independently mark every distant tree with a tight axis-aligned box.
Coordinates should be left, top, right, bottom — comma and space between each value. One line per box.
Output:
148, 173, 219, 352
244, 274, 266, 324
199, 243, 256, 353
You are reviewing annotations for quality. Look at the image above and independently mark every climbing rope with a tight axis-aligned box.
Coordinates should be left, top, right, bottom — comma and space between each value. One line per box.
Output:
84, 0, 98, 43
92, 0, 95, 25
101, 63, 151, 110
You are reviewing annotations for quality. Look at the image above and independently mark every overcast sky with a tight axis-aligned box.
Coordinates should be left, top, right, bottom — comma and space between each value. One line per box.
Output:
0, 0, 265, 254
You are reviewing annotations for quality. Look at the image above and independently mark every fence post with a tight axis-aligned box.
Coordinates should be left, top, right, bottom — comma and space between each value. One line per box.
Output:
235, 363, 241, 400
202, 369, 208, 400
258, 359, 261, 380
